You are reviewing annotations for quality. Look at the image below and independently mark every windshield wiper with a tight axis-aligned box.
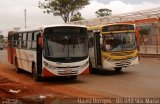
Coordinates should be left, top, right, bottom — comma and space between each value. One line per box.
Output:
64, 35, 70, 57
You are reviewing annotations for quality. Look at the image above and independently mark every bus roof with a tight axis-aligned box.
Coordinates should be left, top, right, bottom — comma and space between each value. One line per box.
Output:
12, 27, 42, 33
87, 23, 135, 31
42, 24, 86, 29
10, 24, 87, 33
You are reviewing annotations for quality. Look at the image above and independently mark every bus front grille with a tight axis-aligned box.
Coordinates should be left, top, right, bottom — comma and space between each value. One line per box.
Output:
114, 61, 131, 67
57, 66, 79, 68
111, 52, 134, 56
57, 70, 78, 75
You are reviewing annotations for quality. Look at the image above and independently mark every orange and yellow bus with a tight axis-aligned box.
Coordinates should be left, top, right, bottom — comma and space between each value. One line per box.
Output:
88, 24, 139, 72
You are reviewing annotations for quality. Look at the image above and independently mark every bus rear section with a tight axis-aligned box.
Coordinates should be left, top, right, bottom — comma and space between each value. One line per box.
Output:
88, 24, 139, 72
7, 25, 89, 81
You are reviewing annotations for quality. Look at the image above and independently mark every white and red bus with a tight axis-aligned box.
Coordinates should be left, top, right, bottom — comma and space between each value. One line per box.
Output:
8, 24, 89, 81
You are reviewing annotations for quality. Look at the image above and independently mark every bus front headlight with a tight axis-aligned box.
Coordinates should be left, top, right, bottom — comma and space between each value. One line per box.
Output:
44, 61, 56, 70
80, 61, 89, 69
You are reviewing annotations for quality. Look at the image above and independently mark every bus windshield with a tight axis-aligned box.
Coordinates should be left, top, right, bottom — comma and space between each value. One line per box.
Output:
43, 27, 88, 61
102, 32, 136, 52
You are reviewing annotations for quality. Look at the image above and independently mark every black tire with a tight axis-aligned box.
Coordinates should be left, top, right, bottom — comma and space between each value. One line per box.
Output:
70, 75, 77, 80
15, 58, 22, 73
91, 68, 97, 74
89, 60, 93, 74
115, 67, 122, 72
32, 65, 41, 81
89, 60, 97, 74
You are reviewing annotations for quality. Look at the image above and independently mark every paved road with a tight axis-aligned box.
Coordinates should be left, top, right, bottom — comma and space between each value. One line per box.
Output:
0, 49, 160, 98
69, 64, 160, 97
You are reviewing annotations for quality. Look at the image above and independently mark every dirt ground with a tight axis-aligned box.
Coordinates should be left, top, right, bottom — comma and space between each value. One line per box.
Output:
0, 65, 69, 104
0, 57, 160, 103
0, 63, 103, 104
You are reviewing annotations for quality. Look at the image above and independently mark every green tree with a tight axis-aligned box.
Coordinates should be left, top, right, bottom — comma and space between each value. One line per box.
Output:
70, 12, 84, 22
39, 0, 89, 23
95, 8, 112, 17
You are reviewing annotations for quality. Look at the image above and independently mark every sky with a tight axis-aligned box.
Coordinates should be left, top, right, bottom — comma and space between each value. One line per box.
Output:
0, 0, 160, 36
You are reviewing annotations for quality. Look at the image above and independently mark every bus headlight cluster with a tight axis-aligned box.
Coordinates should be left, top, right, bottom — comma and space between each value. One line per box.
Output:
44, 61, 56, 70
80, 61, 89, 69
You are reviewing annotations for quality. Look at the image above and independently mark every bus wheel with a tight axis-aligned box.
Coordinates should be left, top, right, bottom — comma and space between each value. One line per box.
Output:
15, 58, 22, 73
89, 60, 94, 74
70, 75, 77, 80
115, 67, 122, 72
32, 65, 41, 81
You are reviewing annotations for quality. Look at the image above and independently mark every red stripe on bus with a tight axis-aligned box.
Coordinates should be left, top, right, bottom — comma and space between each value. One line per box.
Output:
42, 67, 56, 77
80, 66, 89, 75
13, 48, 17, 64
7, 48, 11, 63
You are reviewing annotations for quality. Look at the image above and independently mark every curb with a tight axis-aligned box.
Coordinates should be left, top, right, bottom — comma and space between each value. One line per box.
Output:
139, 53, 160, 58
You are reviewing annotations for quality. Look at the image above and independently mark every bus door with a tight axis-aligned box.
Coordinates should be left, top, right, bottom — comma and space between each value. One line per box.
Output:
94, 32, 102, 68
88, 30, 102, 68
36, 33, 42, 77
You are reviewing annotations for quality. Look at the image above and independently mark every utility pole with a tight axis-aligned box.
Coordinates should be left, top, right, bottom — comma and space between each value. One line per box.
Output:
24, 9, 27, 28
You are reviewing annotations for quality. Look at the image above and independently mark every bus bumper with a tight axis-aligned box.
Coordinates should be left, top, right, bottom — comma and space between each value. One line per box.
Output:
102, 57, 139, 69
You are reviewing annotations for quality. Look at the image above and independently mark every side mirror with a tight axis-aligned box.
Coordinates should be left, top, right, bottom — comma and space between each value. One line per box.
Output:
38, 36, 43, 48
100, 34, 103, 45
99, 34, 102, 38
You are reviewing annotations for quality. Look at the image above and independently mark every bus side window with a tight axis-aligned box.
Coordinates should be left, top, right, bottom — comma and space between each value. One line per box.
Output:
22, 33, 27, 48
27, 32, 32, 49
14, 34, 18, 47
88, 37, 94, 48
18, 33, 22, 48
8, 35, 11, 47
32, 31, 39, 49
88, 31, 94, 48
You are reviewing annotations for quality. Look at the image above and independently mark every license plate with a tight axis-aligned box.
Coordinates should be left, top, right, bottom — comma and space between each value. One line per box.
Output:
65, 68, 72, 73
121, 61, 126, 65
